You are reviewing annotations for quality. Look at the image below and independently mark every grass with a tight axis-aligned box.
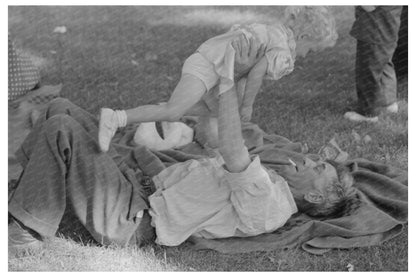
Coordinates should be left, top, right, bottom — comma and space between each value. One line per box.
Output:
8, 6, 408, 271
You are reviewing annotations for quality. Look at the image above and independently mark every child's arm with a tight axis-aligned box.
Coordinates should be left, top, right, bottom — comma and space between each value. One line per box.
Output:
239, 56, 268, 122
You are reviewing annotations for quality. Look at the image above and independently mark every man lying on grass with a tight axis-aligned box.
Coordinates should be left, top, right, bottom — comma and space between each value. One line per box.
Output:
146, 74, 354, 246
8, 45, 354, 251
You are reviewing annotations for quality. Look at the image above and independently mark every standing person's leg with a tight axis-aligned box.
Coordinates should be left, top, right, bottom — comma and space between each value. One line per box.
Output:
379, 58, 398, 113
345, 40, 397, 121
9, 110, 149, 248
355, 40, 385, 116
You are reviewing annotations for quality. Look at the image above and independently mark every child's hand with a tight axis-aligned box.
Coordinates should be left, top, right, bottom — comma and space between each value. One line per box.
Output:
240, 104, 253, 122
232, 35, 266, 80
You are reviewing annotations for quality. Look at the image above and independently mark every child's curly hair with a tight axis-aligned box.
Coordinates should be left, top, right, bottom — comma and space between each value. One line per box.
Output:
284, 6, 338, 50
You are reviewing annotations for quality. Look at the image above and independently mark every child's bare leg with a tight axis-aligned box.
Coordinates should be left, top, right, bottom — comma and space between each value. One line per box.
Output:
98, 74, 206, 152
125, 74, 207, 123
195, 116, 219, 149
185, 100, 212, 117
192, 83, 247, 149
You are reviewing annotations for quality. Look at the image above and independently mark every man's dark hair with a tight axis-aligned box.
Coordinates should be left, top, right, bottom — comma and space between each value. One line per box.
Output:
300, 160, 356, 218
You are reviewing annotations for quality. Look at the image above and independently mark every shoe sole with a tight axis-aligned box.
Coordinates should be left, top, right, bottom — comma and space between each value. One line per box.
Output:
344, 112, 378, 123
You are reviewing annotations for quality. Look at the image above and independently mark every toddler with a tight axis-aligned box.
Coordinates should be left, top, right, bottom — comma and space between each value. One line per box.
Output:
99, 6, 338, 152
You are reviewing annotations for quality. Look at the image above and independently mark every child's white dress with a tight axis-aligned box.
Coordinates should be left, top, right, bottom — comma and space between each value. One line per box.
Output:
182, 23, 296, 111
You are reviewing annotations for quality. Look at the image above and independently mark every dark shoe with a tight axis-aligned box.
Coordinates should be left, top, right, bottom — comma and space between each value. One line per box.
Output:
8, 218, 43, 251
129, 210, 155, 247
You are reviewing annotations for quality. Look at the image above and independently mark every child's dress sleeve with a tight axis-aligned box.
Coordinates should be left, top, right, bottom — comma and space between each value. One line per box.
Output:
264, 48, 295, 80
262, 24, 296, 80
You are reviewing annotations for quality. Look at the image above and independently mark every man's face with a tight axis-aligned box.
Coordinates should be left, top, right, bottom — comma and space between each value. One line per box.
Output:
284, 157, 338, 201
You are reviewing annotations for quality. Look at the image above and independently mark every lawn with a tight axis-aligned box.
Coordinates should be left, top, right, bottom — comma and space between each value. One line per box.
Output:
8, 6, 408, 271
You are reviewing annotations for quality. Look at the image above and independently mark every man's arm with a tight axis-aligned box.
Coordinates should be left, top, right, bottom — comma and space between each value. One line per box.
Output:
216, 33, 268, 172
218, 85, 251, 173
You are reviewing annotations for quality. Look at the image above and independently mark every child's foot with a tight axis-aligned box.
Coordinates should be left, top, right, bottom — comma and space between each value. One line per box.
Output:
98, 108, 119, 152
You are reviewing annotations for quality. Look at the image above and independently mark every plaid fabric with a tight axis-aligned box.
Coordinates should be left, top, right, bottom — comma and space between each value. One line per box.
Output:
8, 38, 40, 101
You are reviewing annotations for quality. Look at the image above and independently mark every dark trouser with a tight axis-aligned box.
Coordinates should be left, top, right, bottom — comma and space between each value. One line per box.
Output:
8, 98, 149, 247
355, 39, 398, 116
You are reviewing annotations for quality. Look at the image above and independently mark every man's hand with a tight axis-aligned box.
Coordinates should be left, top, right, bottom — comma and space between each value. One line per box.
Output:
232, 35, 266, 80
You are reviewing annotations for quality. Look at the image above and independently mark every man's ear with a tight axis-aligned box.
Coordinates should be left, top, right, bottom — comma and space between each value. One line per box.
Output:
304, 191, 325, 204
327, 160, 355, 190
340, 171, 354, 190
337, 163, 354, 189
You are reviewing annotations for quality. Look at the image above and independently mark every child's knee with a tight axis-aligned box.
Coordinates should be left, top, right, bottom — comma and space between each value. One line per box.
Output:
194, 117, 219, 148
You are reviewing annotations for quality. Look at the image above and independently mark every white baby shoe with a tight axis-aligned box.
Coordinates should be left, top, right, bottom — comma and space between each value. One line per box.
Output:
134, 121, 194, 151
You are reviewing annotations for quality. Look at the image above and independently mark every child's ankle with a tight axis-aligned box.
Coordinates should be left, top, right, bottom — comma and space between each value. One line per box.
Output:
114, 110, 127, 128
